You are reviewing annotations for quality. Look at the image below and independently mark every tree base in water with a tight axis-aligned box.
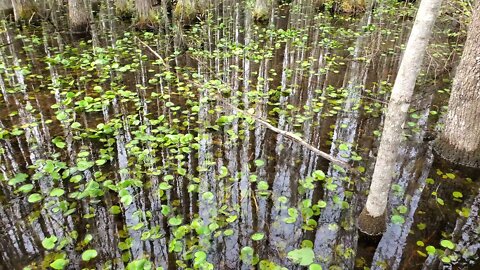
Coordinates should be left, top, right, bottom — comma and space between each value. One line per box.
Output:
252, 7, 269, 22
433, 137, 480, 168
70, 23, 90, 34
135, 17, 159, 31
357, 208, 386, 236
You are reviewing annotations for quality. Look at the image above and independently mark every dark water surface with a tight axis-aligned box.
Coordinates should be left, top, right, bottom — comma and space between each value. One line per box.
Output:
0, 2, 479, 270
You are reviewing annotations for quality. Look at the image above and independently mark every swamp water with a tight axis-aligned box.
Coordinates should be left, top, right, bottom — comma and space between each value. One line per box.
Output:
0, 2, 479, 270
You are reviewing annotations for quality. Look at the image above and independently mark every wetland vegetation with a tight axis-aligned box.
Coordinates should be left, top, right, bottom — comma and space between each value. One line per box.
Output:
0, 0, 479, 269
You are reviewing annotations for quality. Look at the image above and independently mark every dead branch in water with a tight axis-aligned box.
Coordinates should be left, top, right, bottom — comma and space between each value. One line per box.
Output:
136, 37, 356, 173
220, 100, 353, 171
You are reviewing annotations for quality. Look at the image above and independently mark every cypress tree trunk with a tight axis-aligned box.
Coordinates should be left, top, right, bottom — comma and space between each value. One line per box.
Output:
68, 0, 90, 33
173, 0, 196, 23
252, 0, 269, 21
135, 0, 153, 26
357, 0, 444, 236
115, 0, 133, 17
11, 0, 36, 21
434, 1, 480, 168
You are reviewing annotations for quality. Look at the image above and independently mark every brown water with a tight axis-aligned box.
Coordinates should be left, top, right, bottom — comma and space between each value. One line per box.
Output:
0, 1, 479, 270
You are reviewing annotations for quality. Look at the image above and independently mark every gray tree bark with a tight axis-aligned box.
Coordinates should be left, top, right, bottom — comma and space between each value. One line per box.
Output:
434, 1, 480, 168
68, 0, 90, 33
358, 0, 444, 235
135, 0, 153, 24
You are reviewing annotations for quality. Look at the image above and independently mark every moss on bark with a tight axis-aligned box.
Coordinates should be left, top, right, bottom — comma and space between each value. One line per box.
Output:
68, 0, 90, 33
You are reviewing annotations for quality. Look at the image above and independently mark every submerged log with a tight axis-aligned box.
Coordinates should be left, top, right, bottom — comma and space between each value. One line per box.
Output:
115, 0, 134, 18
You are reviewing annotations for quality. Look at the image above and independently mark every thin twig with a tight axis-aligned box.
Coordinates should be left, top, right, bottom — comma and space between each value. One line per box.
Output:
135, 36, 168, 68
221, 99, 353, 170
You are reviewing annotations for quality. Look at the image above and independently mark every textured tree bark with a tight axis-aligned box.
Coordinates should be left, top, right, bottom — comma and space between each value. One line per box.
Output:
434, 1, 480, 168
135, 0, 153, 25
358, 0, 444, 236
68, 0, 90, 33
11, 0, 36, 21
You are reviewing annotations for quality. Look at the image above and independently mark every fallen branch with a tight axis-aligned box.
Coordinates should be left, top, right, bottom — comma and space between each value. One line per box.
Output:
136, 37, 356, 172
221, 100, 353, 171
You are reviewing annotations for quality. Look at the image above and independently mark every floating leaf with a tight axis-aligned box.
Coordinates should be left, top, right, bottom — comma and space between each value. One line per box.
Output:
440, 240, 455, 250
194, 251, 207, 266
257, 181, 269, 190
77, 160, 94, 171
312, 170, 326, 180
177, 167, 186, 176
81, 249, 98, 261
110, 205, 121, 215
17, 184, 34, 193
202, 192, 214, 201
391, 215, 405, 224
317, 200, 327, 208
28, 193, 42, 203
309, 264, 323, 270
254, 159, 265, 167
226, 215, 238, 223
445, 173, 455, 179
426, 245, 436, 255
338, 143, 349, 151
56, 112, 68, 121
126, 259, 151, 270
50, 258, 69, 270
452, 191, 463, 198
287, 247, 315, 266
70, 175, 83, 183
240, 246, 254, 263
50, 188, 65, 197
42, 235, 57, 250
8, 173, 28, 185
397, 205, 408, 214
168, 216, 183, 226
441, 256, 452, 264
251, 232, 264, 241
